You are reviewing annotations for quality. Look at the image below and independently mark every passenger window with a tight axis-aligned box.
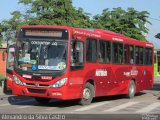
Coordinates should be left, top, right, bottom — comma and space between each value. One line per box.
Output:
99, 40, 111, 63
124, 45, 134, 64
112, 42, 123, 64
86, 38, 97, 62
99, 41, 105, 63
144, 48, 153, 65
135, 46, 144, 65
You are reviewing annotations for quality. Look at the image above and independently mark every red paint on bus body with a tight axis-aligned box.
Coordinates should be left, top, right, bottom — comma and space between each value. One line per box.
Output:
12, 26, 154, 101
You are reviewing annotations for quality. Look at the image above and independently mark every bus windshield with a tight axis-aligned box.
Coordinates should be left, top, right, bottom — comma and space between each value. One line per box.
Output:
15, 40, 67, 72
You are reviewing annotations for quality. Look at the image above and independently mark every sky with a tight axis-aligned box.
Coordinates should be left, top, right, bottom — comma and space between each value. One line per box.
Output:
0, 0, 160, 48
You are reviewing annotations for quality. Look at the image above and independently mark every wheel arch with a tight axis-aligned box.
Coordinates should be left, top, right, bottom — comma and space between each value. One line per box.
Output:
85, 79, 96, 97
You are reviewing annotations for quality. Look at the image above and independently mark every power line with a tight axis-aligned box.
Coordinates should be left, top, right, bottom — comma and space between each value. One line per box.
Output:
149, 17, 160, 22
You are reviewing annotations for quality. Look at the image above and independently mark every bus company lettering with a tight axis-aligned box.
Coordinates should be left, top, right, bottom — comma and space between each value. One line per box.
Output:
130, 69, 138, 76
124, 72, 130, 77
74, 30, 101, 38
124, 68, 138, 77
112, 37, 123, 42
95, 69, 107, 76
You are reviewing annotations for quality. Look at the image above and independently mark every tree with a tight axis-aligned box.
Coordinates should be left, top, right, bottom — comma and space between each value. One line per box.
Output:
18, 0, 92, 27
0, 11, 26, 45
93, 7, 151, 41
155, 33, 160, 39
0, 0, 93, 45
1, 1, 151, 42
0, 23, 3, 47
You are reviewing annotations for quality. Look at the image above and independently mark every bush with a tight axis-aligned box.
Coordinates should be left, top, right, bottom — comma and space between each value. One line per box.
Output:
0, 75, 6, 81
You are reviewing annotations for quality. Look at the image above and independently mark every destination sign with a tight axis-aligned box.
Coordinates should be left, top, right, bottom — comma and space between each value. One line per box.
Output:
25, 30, 63, 37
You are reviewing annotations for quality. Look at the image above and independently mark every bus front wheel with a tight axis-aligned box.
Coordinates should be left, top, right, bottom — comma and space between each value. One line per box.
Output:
126, 80, 136, 99
79, 82, 94, 105
34, 97, 51, 104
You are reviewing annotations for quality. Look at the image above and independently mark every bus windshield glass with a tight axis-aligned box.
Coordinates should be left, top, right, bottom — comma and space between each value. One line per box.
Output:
15, 40, 67, 72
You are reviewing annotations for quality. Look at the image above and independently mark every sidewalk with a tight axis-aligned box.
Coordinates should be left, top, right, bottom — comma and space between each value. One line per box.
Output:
0, 81, 4, 95
154, 76, 160, 82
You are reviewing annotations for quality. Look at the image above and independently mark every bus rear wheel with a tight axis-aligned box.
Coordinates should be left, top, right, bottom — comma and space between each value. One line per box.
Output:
34, 97, 51, 104
126, 80, 136, 99
79, 82, 94, 105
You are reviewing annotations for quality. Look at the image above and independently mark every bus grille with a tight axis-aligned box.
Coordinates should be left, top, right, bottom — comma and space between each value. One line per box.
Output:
27, 88, 46, 94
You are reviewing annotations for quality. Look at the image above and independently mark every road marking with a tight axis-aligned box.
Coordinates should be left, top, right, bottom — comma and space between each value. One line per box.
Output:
45, 108, 56, 111
136, 102, 160, 113
103, 101, 138, 112
0, 103, 10, 107
74, 101, 111, 112
0, 99, 34, 107
17, 106, 32, 109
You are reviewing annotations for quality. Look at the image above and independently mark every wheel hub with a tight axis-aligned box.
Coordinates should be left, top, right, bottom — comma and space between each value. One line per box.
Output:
130, 84, 135, 95
83, 88, 91, 100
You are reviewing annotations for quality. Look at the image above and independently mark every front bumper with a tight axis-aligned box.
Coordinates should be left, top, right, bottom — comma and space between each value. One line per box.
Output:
12, 83, 70, 100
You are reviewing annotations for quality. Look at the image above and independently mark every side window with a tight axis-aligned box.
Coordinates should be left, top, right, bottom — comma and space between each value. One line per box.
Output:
71, 40, 84, 70
112, 42, 123, 64
99, 40, 105, 63
124, 45, 130, 64
145, 48, 153, 65
98, 40, 111, 63
135, 46, 144, 65
106, 41, 111, 63
135, 47, 140, 64
124, 45, 134, 64
86, 38, 97, 62
139, 47, 144, 65
130, 45, 134, 64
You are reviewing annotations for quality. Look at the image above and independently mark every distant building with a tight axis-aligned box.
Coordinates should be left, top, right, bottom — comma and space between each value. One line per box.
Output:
0, 43, 7, 77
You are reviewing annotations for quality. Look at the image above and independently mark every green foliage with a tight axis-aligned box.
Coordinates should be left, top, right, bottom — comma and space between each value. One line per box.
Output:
93, 7, 151, 41
155, 33, 160, 39
0, 75, 5, 82
17, 0, 92, 28
0, 24, 3, 48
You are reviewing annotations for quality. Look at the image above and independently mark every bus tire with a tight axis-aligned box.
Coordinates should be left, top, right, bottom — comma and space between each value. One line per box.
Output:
34, 97, 51, 104
126, 80, 136, 99
79, 82, 94, 105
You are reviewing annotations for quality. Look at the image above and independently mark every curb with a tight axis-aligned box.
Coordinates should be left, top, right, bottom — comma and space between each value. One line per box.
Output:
154, 76, 160, 82
0, 81, 4, 95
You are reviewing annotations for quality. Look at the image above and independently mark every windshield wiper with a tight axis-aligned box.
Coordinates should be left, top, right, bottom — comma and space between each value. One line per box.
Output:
48, 40, 56, 49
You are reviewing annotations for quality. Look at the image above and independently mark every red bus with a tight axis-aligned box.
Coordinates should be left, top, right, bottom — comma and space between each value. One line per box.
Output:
12, 25, 154, 105
5, 45, 15, 91
3, 45, 15, 93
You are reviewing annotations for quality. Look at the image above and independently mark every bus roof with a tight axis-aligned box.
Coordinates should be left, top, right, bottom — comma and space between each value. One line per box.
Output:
21, 25, 154, 48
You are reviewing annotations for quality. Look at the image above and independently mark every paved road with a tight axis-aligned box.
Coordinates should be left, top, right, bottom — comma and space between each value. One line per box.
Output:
0, 84, 160, 114
0, 78, 160, 120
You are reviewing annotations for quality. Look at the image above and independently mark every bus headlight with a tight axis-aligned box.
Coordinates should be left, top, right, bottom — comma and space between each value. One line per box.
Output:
13, 75, 23, 85
52, 78, 68, 88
